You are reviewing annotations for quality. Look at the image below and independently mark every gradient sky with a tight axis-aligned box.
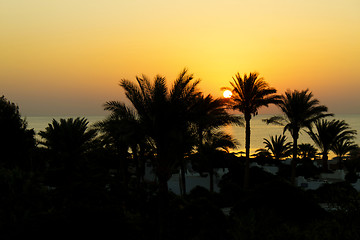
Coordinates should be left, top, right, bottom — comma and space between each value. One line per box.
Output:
1, 0, 360, 116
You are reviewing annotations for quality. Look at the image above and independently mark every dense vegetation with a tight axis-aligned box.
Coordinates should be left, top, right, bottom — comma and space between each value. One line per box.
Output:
1, 70, 360, 239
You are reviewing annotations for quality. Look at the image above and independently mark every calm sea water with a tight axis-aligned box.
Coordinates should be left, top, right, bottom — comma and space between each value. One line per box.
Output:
27, 114, 360, 159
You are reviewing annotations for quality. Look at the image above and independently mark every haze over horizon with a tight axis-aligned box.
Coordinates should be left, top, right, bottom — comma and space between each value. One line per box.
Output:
1, 0, 360, 116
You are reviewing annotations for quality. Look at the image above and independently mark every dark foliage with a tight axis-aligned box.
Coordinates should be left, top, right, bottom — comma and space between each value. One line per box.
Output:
0, 96, 35, 169
2, 94, 360, 240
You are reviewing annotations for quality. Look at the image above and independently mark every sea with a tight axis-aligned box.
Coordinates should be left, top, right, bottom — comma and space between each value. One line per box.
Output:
26, 114, 360, 159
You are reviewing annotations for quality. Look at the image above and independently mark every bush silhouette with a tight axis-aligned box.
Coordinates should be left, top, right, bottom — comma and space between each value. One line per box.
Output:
0, 96, 35, 169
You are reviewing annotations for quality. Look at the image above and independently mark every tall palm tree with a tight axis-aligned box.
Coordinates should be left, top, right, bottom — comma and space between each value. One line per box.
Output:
307, 119, 356, 171
109, 69, 201, 239
223, 72, 279, 189
332, 138, 358, 170
265, 89, 332, 184
118, 69, 200, 190
263, 135, 292, 161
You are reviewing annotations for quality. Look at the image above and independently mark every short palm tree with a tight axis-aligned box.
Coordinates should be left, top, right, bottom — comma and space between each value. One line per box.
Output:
223, 72, 280, 189
264, 89, 332, 184
39, 117, 98, 189
254, 148, 272, 159
307, 119, 356, 171
263, 135, 292, 161
198, 130, 238, 192
191, 94, 242, 192
332, 138, 358, 170
298, 143, 318, 160
192, 94, 243, 144
95, 103, 146, 186
39, 117, 97, 159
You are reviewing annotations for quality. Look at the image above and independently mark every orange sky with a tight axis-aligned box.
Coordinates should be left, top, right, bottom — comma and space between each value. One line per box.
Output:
1, 0, 360, 116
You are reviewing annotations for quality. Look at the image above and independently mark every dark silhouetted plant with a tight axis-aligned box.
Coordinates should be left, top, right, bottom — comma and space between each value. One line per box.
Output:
331, 138, 358, 170
223, 72, 279, 189
265, 89, 331, 184
307, 119, 356, 171
108, 69, 202, 239
263, 135, 292, 161
0, 96, 35, 170
191, 94, 241, 192
298, 143, 318, 160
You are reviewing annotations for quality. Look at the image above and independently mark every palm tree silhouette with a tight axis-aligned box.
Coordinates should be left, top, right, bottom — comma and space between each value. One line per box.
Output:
199, 131, 237, 192
307, 119, 356, 171
264, 89, 331, 184
297, 143, 318, 160
223, 72, 279, 189
95, 102, 147, 187
332, 138, 358, 170
39, 117, 97, 158
192, 94, 243, 139
110, 69, 201, 239
263, 135, 292, 161
38, 117, 98, 192
191, 94, 242, 192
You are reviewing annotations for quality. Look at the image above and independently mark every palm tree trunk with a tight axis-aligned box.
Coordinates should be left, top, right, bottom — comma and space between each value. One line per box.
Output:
158, 175, 169, 240
322, 152, 329, 171
209, 160, 214, 192
180, 158, 186, 196
117, 144, 129, 188
138, 143, 146, 184
338, 156, 344, 170
243, 114, 251, 189
291, 131, 299, 185
157, 161, 170, 240
131, 144, 141, 187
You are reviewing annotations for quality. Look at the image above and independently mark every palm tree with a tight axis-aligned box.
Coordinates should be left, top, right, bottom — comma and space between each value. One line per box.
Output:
264, 89, 332, 184
192, 94, 243, 144
254, 148, 272, 159
38, 117, 98, 190
307, 119, 356, 171
118, 69, 200, 191
263, 135, 292, 161
110, 69, 201, 239
223, 72, 279, 189
298, 143, 318, 160
39, 117, 97, 159
98, 100, 151, 179
196, 131, 238, 192
191, 93, 242, 192
95, 103, 147, 187
332, 138, 358, 170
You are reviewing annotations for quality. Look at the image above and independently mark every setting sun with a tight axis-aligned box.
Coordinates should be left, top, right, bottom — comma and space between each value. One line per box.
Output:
223, 90, 232, 98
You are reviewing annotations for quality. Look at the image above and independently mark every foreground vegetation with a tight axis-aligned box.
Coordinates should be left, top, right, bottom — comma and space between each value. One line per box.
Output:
1, 70, 360, 239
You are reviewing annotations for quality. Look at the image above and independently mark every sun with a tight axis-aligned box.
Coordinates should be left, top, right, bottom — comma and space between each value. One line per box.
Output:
223, 90, 232, 98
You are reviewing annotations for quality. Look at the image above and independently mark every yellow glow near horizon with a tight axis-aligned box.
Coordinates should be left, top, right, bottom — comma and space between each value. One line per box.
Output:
1, 0, 360, 115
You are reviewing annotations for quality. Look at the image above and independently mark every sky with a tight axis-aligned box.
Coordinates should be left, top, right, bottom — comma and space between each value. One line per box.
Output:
1, 0, 360, 116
